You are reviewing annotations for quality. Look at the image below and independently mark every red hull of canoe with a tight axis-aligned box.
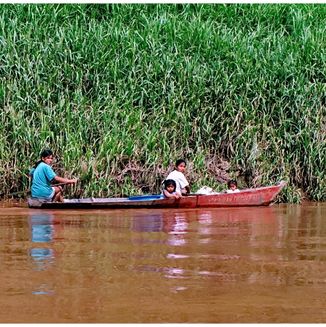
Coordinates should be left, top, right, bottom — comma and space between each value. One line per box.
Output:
28, 182, 286, 209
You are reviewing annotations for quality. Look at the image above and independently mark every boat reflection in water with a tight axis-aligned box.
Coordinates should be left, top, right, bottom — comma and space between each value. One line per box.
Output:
25, 204, 325, 299
2, 203, 323, 322
131, 213, 164, 232
130, 207, 282, 287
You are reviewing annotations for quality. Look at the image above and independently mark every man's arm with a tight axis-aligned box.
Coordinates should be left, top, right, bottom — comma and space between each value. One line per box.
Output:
53, 176, 78, 184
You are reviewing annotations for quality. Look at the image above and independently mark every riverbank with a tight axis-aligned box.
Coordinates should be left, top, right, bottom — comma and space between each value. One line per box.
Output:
0, 4, 325, 202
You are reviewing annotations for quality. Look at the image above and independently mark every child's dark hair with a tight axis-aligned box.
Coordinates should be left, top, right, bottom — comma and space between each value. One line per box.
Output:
175, 159, 186, 167
41, 149, 53, 158
227, 179, 237, 188
34, 149, 53, 168
163, 179, 176, 190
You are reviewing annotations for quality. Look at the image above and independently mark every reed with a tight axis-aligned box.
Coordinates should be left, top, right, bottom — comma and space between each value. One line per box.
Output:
0, 4, 325, 202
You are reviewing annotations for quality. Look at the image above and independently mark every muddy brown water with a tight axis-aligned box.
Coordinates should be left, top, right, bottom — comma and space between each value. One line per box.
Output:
0, 202, 325, 323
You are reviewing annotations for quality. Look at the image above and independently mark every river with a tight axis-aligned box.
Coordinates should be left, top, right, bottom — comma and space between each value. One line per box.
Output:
0, 202, 325, 322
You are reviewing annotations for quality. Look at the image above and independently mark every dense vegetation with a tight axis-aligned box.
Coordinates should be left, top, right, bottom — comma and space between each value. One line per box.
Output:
0, 4, 325, 202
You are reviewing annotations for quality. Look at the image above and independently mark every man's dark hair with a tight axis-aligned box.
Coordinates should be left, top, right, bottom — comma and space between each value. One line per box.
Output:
40, 149, 53, 158
33, 149, 53, 168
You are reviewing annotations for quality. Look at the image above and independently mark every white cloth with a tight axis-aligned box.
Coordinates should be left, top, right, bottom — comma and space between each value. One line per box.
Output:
226, 189, 240, 193
165, 170, 189, 194
195, 186, 220, 195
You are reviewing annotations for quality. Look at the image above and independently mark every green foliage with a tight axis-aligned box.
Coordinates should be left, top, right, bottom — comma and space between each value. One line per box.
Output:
0, 4, 325, 201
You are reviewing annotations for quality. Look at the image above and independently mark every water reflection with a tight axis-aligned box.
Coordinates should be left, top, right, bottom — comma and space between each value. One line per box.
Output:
42, 205, 326, 290
131, 210, 190, 286
30, 213, 55, 243
1, 204, 326, 322
29, 247, 54, 268
166, 212, 189, 247
28, 212, 56, 295
129, 207, 285, 286
132, 213, 163, 232
29, 213, 56, 270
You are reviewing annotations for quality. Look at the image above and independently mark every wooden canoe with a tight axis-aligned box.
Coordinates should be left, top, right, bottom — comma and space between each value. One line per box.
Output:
27, 181, 286, 209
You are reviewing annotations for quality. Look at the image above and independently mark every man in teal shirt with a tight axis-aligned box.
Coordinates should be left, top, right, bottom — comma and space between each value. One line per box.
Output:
29, 149, 77, 202
30, 161, 57, 200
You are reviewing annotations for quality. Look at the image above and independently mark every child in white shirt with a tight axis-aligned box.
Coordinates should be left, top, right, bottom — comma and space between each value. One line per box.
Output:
226, 180, 240, 193
165, 159, 190, 195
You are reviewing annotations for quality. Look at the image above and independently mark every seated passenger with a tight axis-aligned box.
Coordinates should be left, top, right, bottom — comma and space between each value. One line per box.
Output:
162, 179, 181, 199
165, 159, 190, 195
29, 149, 78, 202
226, 180, 240, 193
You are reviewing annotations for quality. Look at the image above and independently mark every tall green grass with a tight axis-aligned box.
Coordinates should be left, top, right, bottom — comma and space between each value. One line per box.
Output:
0, 4, 325, 202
